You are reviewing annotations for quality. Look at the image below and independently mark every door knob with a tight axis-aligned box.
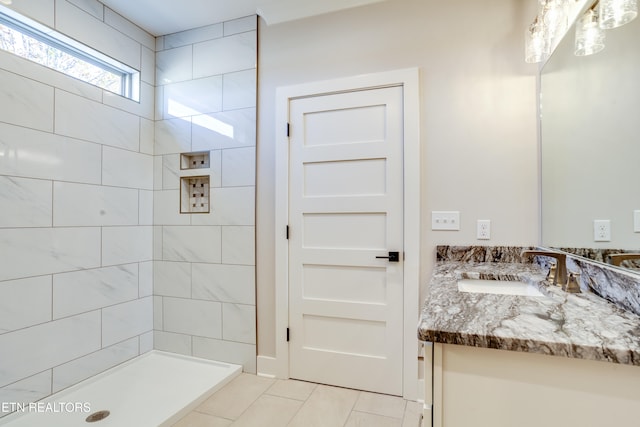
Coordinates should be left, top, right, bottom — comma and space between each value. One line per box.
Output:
376, 251, 399, 262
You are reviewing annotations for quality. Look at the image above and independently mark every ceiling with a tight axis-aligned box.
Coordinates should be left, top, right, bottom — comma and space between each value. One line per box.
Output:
99, 0, 386, 36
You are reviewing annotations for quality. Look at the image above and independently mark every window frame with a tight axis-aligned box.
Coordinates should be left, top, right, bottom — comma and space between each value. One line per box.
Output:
0, 6, 140, 101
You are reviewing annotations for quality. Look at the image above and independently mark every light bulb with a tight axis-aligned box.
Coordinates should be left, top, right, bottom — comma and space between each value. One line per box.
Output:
575, 9, 606, 56
599, 0, 638, 29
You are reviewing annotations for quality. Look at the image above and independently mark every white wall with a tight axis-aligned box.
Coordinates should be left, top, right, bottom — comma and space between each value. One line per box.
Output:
256, 0, 540, 358
153, 16, 258, 373
0, 0, 155, 414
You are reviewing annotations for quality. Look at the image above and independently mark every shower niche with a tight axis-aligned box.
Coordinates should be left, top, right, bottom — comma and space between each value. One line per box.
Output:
179, 151, 211, 214
180, 175, 210, 214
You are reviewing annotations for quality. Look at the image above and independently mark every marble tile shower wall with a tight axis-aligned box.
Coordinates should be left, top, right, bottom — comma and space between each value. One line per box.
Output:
153, 17, 257, 373
0, 0, 155, 416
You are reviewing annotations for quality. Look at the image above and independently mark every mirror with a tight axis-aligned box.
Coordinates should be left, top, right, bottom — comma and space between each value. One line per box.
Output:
540, 6, 640, 271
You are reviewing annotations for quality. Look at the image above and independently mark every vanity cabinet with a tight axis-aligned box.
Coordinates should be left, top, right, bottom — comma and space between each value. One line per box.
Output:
423, 343, 640, 427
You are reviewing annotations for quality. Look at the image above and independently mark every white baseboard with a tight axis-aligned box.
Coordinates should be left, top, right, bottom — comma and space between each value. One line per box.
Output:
257, 355, 278, 378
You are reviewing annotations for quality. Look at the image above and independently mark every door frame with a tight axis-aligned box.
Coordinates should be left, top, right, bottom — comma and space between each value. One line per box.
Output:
274, 68, 421, 400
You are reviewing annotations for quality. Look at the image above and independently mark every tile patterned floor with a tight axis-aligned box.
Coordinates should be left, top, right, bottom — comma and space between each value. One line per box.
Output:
172, 373, 423, 427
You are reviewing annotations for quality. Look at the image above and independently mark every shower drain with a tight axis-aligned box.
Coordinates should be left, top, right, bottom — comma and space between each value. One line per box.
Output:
85, 410, 110, 423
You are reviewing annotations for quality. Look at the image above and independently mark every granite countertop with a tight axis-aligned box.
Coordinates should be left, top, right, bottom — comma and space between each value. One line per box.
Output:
418, 261, 640, 365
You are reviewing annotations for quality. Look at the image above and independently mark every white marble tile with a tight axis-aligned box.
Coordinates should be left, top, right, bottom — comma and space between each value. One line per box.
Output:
222, 69, 256, 110
156, 46, 192, 85
153, 226, 164, 260
163, 297, 221, 339
210, 150, 223, 188
5, 0, 54, 27
140, 117, 155, 155
222, 303, 256, 344
55, 0, 141, 69
102, 226, 153, 266
193, 337, 256, 374
0, 228, 101, 282
222, 226, 255, 266
0, 311, 101, 388
139, 261, 153, 297
55, 90, 140, 152
0, 276, 51, 335
224, 16, 257, 36
192, 263, 255, 305
53, 182, 138, 226
102, 146, 154, 190
154, 190, 190, 226
153, 331, 191, 356
0, 176, 52, 228
104, 7, 155, 50
153, 296, 163, 330
154, 117, 192, 155
0, 49, 102, 103
65, 0, 104, 21
165, 24, 223, 49
155, 84, 164, 121
52, 337, 138, 393
162, 226, 222, 263
163, 76, 223, 119
52, 264, 139, 319
139, 331, 153, 353
161, 154, 181, 190
0, 69, 53, 132
154, 261, 191, 298
222, 147, 256, 187
139, 190, 154, 226
192, 108, 256, 151
0, 371, 51, 413
193, 32, 256, 79
103, 81, 155, 121
140, 47, 156, 86
102, 297, 153, 347
154, 156, 164, 190
0, 123, 101, 185
192, 187, 255, 226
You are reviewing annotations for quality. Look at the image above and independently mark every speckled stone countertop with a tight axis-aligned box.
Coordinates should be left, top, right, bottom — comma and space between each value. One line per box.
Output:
418, 260, 640, 365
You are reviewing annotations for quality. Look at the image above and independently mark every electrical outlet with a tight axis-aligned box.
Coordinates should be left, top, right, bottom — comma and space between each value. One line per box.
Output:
431, 211, 460, 230
477, 220, 491, 240
634, 210, 640, 233
593, 220, 611, 242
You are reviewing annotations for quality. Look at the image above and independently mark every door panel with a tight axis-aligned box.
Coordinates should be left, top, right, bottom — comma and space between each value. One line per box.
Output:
288, 86, 404, 395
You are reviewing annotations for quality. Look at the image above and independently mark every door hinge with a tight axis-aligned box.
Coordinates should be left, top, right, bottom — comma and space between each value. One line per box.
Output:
286, 225, 289, 240
286, 327, 290, 342
286, 122, 290, 137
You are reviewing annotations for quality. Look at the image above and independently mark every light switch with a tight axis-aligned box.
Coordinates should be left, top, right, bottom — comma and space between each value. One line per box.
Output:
432, 211, 460, 230
634, 210, 640, 233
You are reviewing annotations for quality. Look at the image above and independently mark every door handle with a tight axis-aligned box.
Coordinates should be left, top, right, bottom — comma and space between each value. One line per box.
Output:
376, 251, 399, 262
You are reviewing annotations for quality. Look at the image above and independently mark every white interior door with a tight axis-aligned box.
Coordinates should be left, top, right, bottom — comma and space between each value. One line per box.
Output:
288, 86, 404, 395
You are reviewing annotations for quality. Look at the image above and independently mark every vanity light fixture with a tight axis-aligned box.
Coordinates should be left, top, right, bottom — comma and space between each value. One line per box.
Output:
525, 0, 571, 63
598, 0, 638, 29
541, 0, 570, 39
525, 16, 550, 63
575, 6, 606, 55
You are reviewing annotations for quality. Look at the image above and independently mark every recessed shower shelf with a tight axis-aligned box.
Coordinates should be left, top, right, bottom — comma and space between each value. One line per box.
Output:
180, 175, 210, 214
181, 151, 210, 170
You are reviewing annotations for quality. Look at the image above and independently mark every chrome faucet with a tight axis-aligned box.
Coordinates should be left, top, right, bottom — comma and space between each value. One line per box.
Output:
521, 250, 567, 287
608, 253, 640, 267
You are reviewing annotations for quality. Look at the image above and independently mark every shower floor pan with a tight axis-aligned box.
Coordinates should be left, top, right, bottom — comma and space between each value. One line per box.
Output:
0, 351, 242, 427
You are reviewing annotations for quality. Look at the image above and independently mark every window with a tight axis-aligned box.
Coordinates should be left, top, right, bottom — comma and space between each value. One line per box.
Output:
0, 6, 139, 100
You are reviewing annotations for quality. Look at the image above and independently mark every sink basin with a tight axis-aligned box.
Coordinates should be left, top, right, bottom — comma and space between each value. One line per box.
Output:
457, 279, 544, 297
